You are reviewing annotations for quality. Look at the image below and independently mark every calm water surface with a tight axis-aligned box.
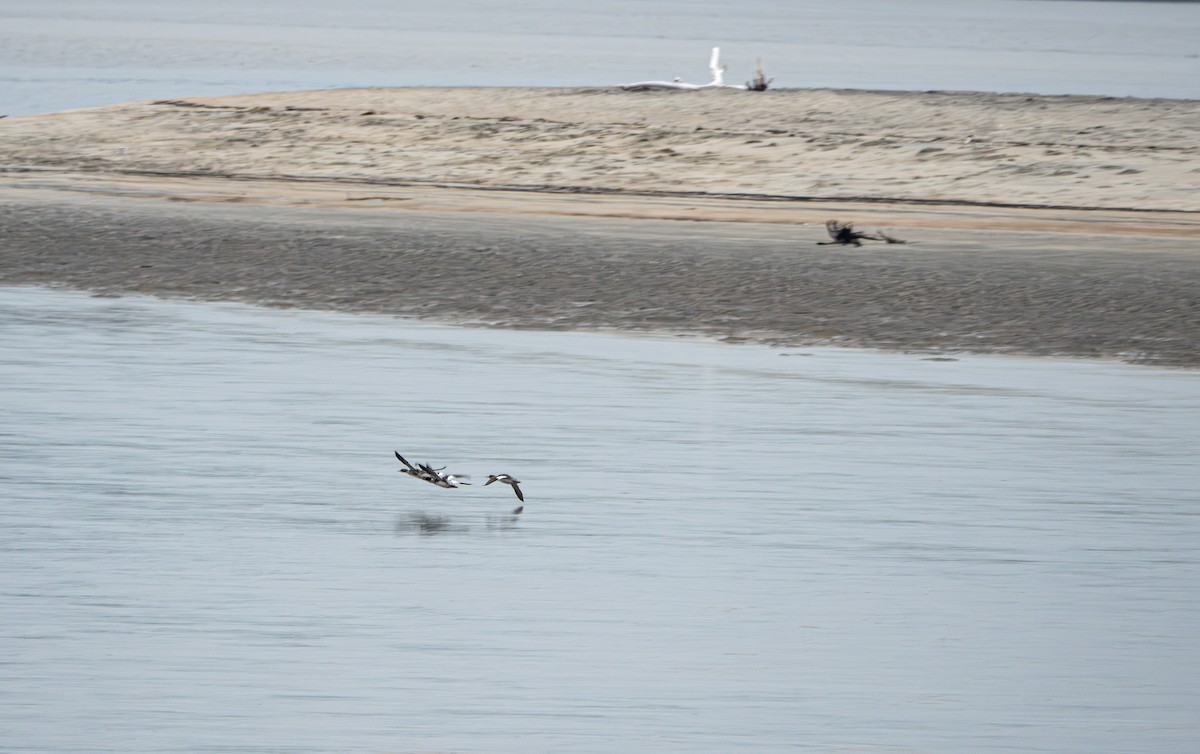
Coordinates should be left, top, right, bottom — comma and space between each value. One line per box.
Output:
2, 0, 1198, 116
2, 285, 1198, 753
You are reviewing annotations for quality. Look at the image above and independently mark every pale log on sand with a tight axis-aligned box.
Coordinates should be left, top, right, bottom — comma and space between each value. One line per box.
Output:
622, 47, 769, 91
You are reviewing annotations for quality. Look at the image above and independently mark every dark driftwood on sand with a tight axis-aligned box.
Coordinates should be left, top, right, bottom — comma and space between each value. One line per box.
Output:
817, 220, 880, 247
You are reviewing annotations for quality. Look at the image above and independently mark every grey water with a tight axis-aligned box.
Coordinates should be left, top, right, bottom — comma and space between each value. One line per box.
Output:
4, 2, 1198, 750
2, 285, 1198, 753
1, 0, 1198, 117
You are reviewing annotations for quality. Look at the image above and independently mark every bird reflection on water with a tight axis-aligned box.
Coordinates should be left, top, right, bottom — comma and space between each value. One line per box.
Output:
395, 510, 523, 536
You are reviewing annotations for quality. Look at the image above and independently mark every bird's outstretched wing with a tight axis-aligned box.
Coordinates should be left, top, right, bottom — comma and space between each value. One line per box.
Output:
510, 482, 525, 502
419, 463, 446, 483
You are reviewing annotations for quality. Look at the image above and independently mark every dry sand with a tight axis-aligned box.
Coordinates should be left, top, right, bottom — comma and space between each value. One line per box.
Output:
1, 87, 1197, 365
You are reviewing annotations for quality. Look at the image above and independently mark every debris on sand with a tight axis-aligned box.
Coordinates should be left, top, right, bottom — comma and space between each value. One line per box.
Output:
816, 220, 907, 247
622, 47, 770, 92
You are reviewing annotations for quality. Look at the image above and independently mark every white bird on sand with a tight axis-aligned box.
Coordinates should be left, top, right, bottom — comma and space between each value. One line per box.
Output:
485, 473, 524, 502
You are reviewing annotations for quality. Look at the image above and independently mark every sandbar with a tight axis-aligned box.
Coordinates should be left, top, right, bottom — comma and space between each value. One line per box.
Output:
1, 87, 1197, 365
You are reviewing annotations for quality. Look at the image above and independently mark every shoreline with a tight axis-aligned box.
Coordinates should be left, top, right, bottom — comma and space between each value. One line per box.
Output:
2, 189, 1197, 368
5, 171, 1198, 239
9, 165, 1200, 222
1, 87, 1197, 367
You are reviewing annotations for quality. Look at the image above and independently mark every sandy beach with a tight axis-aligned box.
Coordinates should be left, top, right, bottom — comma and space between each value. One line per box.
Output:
1, 87, 1197, 365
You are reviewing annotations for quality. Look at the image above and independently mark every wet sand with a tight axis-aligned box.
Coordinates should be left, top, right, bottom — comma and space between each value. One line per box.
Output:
1, 87, 1197, 365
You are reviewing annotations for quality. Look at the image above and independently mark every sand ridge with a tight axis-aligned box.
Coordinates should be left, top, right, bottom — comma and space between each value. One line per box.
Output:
2, 87, 1199, 215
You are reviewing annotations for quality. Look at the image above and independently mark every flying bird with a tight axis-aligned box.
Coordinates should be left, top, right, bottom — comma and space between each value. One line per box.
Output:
485, 473, 524, 502
395, 451, 438, 483
395, 451, 469, 488
421, 462, 471, 489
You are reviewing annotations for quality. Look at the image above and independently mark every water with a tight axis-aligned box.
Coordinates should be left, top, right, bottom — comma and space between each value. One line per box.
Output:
2, 0, 1198, 117
2, 285, 1198, 753
4, 3, 1198, 749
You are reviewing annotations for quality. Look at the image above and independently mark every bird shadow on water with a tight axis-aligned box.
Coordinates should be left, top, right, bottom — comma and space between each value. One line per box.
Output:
394, 510, 523, 536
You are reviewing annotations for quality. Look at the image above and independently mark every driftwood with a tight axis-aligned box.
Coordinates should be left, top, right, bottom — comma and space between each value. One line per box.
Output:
622, 47, 770, 92
746, 58, 773, 91
876, 230, 909, 245
816, 220, 908, 247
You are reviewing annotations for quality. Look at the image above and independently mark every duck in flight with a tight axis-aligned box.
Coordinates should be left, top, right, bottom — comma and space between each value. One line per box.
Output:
395, 452, 470, 488
422, 462, 471, 489
395, 451, 437, 483
485, 473, 524, 502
